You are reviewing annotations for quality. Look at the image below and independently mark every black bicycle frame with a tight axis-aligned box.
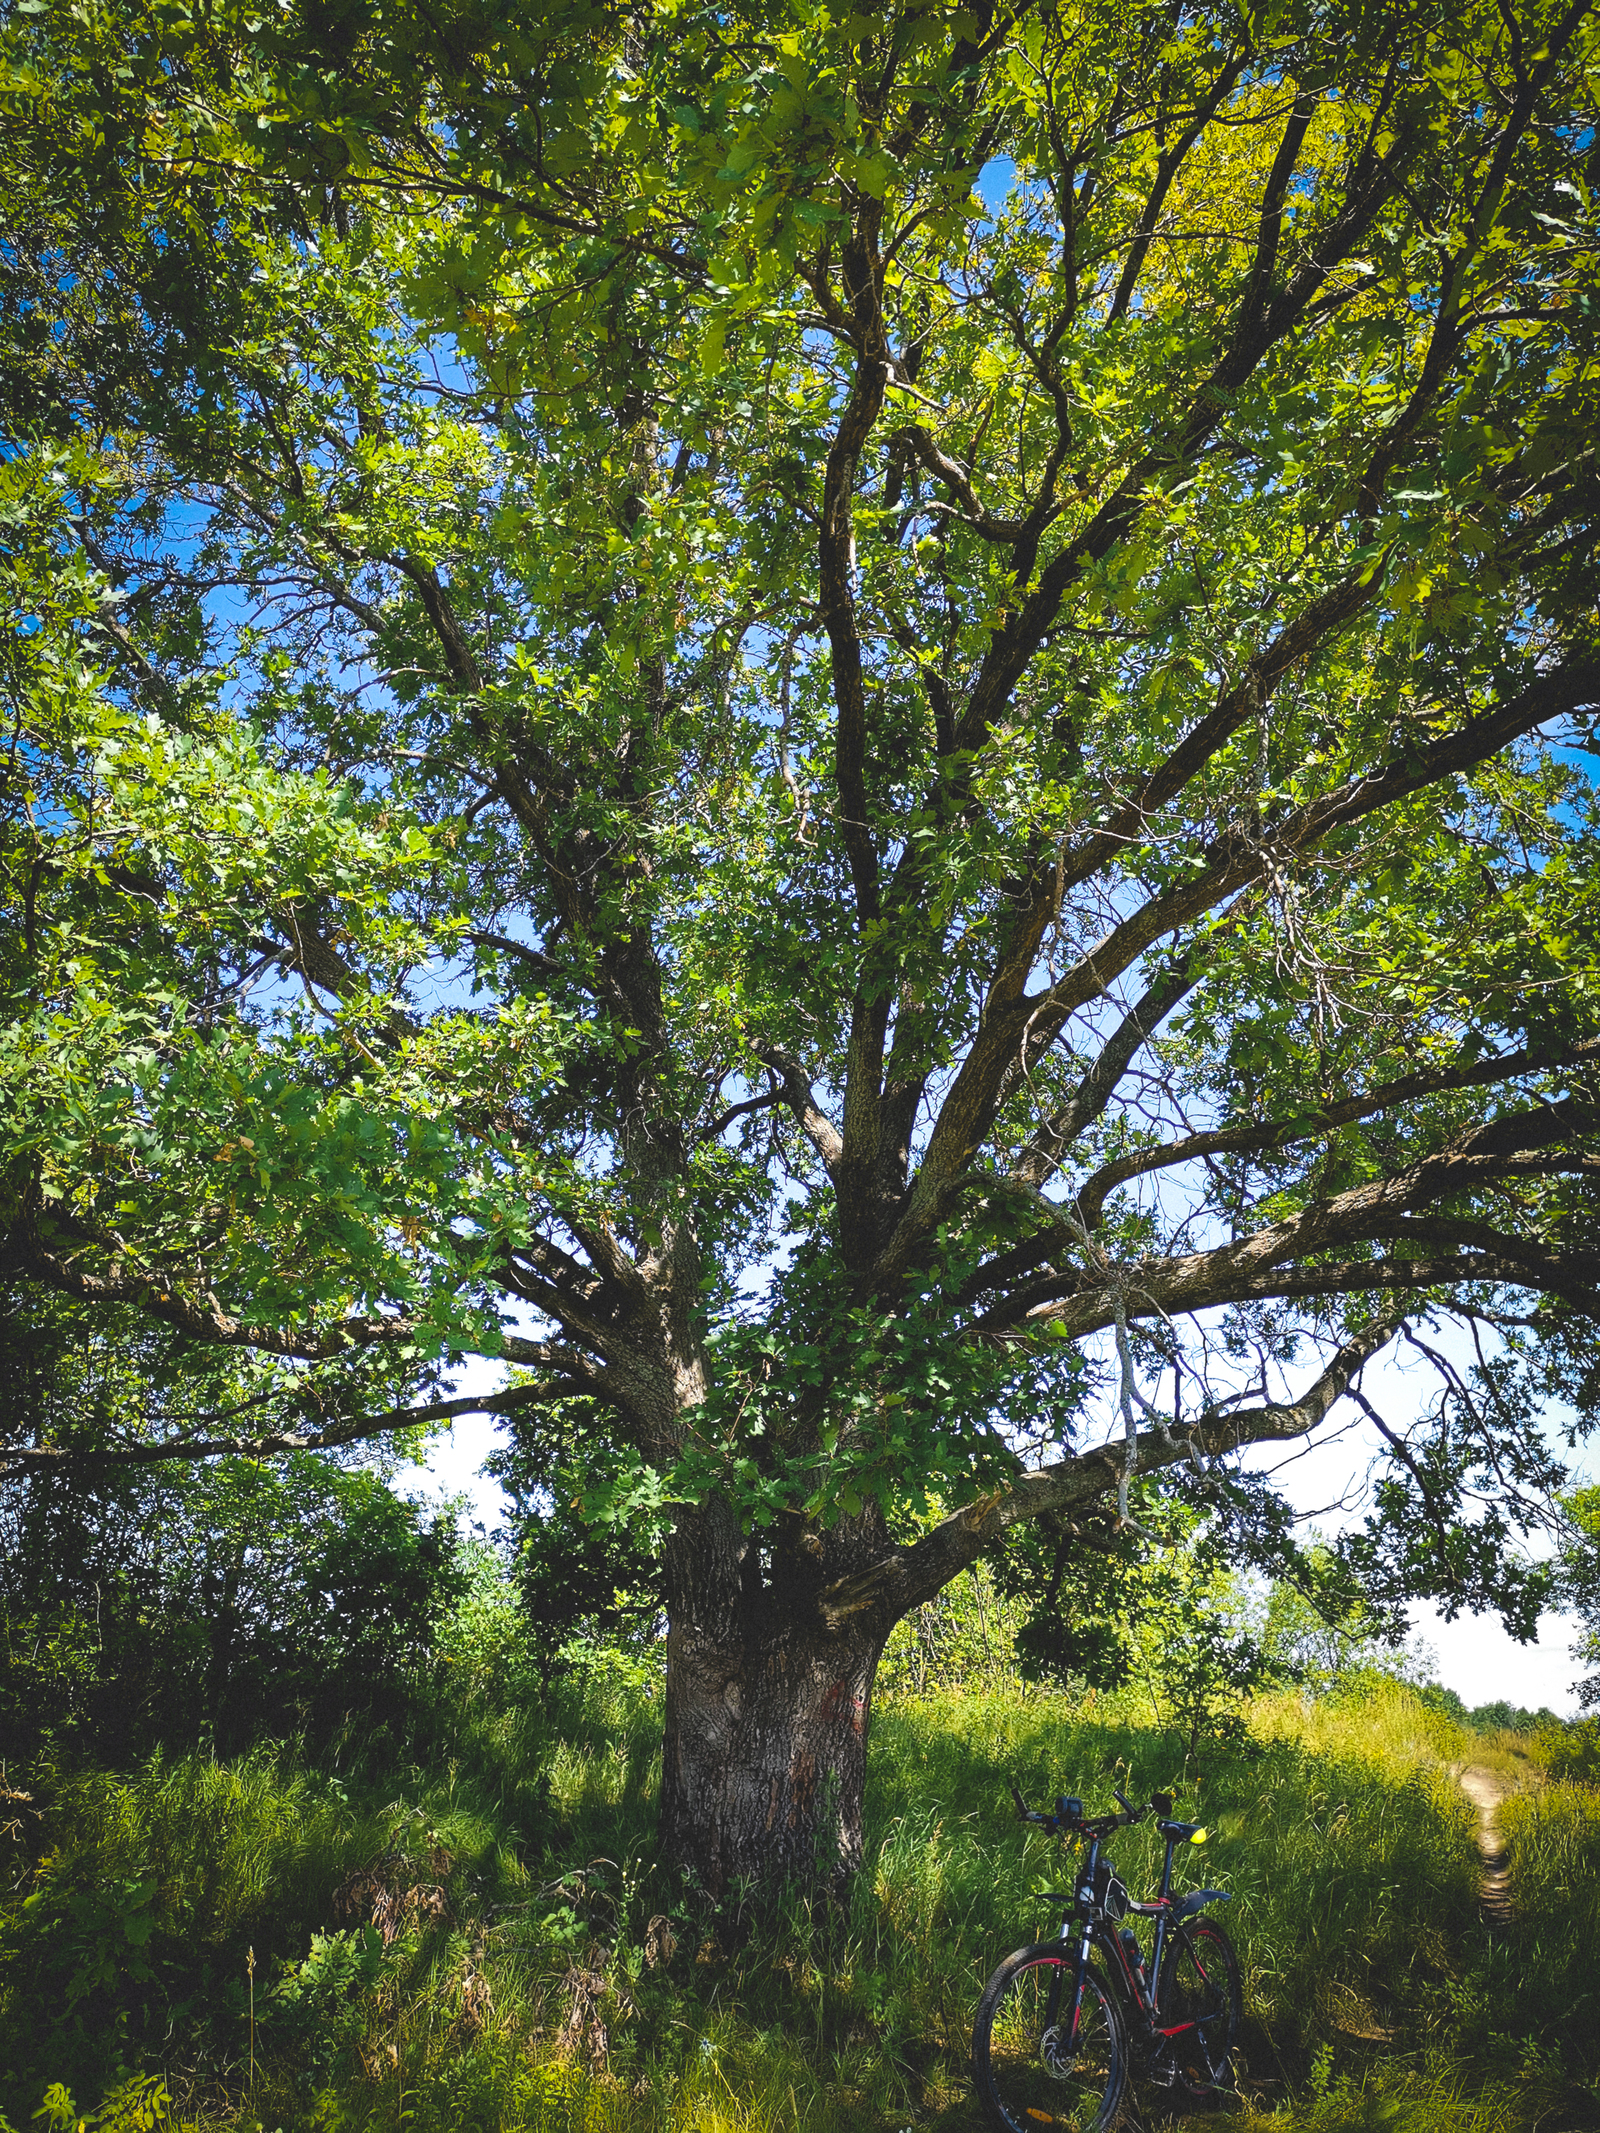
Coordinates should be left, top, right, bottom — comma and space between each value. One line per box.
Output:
1052, 1821, 1214, 2051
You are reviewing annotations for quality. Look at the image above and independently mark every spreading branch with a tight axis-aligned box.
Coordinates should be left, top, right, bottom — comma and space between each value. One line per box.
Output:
818, 1318, 1403, 1630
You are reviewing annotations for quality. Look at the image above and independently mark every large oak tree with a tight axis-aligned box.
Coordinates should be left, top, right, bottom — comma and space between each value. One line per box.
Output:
3, 0, 1599, 1888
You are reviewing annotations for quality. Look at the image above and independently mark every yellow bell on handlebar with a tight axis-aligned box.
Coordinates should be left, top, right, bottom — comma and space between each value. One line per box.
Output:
1190, 1828, 1208, 1845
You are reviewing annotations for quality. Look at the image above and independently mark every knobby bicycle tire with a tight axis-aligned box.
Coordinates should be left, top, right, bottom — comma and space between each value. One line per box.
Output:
972, 1943, 1129, 2132
1153, 1917, 1241, 2103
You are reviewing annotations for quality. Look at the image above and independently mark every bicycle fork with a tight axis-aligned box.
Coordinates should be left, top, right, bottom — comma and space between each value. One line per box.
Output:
1051, 1829, 1114, 2051
1049, 1828, 1105, 2049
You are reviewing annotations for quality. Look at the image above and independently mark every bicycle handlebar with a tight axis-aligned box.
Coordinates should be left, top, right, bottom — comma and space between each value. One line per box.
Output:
1009, 1779, 1179, 1837
1008, 1780, 1064, 1830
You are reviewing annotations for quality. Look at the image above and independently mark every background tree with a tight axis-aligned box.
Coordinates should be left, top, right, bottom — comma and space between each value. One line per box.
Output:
993, 1486, 1295, 1757
0, 1287, 465, 1761
3, 0, 1599, 1891
1558, 1484, 1600, 1710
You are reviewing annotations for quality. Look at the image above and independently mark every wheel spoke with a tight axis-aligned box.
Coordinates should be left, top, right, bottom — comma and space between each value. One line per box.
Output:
974, 1951, 1127, 2131
1154, 1920, 1242, 2104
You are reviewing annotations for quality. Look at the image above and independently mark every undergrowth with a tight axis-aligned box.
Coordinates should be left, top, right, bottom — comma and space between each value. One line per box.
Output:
2, 1669, 1596, 2132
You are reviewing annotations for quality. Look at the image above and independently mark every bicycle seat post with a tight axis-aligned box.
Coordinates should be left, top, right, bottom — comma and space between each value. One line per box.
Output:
1158, 1826, 1179, 1903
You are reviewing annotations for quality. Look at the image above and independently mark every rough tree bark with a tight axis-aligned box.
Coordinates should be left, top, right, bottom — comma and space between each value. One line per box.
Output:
659, 1611, 882, 1895
657, 1502, 891, 1894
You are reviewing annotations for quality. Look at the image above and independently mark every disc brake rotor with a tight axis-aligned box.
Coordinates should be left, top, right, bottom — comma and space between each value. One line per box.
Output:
1039, 2025, 1077, 2080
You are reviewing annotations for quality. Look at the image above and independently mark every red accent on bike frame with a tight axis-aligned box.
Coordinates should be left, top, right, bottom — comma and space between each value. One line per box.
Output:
1030, 1955, 1073, 2034
1109, 1926, 1156, 2014
1033, 1955, 1088, 2049
1154, 1939, 1215, 2037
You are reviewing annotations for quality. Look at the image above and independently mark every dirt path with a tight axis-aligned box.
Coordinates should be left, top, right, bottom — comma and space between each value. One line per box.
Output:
1458, 1764, 1514, 1922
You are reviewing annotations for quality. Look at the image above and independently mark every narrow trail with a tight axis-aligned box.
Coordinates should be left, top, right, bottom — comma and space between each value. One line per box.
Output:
1458, 1764, 1515, 1924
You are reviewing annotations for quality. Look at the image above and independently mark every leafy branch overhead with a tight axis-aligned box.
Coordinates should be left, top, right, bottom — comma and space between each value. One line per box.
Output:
3, 0, 1600, 1883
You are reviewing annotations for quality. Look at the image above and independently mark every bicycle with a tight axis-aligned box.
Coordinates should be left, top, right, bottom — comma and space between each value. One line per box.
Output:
971, 1781, 1241, 2131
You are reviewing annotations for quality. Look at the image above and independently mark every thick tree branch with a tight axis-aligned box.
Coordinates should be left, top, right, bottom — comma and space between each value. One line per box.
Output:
466, 930, 568, 978
817, 228, 889, 932
817, 1317, 1402, 1629
10, 1227, 423, 1360
895, 422, 1036, 539
700, 1082, 786, 1144
884, 656, 1600, 1286
1175, 1249, 1598, 1317
819, 211, 901, 1266
752, 1045, 845, 1177
1073, 1033, 1600, 1226
0, 1383, 559, 1478
953, 1095, 1600, 1341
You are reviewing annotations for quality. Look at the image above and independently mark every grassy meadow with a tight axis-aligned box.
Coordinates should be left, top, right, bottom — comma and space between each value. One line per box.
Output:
4, 1588, 1600, 2133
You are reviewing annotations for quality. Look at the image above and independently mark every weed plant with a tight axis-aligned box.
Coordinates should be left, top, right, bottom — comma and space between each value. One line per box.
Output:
1533, 1715, 1600, 1785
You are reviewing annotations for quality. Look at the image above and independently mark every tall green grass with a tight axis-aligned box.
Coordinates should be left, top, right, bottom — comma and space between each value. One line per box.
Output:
1492, 1778, 1600, 2083
3, 1671, 1596, 2132
0, 1750, 377, 2109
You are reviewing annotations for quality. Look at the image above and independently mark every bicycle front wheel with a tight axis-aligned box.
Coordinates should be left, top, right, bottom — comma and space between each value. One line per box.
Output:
1154, 1917, 1241, 2103
972, 1943, 1128, 2132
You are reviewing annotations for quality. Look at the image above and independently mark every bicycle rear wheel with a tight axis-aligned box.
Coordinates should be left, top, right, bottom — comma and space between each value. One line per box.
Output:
1154, 1917, 1241, 2103
972, 1944, 1128, 2131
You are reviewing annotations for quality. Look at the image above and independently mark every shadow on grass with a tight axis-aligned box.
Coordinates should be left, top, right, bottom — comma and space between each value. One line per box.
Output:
2, 1675, 1596, 2131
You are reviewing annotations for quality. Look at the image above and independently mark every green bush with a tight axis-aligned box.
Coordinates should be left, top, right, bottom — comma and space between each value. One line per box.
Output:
0, 1453, 464, 1763
1530, 1713, 1600, 1785
0, 2074, 178, 2133
1496, 1779, 1600, 2077
0, 1751, 374, 2111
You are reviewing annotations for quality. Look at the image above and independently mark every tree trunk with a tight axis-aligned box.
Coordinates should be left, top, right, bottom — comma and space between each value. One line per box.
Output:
657, 1503, 887, 1894
659, 1612, 883, 1895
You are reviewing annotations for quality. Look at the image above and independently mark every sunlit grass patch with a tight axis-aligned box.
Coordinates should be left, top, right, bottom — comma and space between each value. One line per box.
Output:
4, 1672, 1597, 2132
1215, 2050, 1570, 2132
1495, 1777, 1600, 2077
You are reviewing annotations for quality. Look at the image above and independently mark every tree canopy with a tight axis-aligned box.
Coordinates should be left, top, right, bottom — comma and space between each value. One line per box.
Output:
3, 0, 1599, 1881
